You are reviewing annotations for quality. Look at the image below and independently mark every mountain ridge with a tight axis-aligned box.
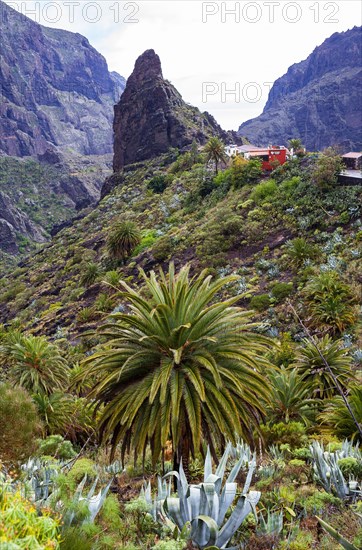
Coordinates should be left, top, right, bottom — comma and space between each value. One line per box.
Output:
238, 26, 362, 150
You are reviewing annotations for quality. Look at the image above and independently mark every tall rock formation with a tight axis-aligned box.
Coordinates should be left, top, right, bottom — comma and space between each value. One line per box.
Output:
238, 27, 362, 151
0, 0, 125, 157
113, 49, 239, 171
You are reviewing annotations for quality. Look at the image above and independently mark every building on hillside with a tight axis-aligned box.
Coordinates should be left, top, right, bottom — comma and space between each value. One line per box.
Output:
225, 144, 289, 170
341, 152, 362, 170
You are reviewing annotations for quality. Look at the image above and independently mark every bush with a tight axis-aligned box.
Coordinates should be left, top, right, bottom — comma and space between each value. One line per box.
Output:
37, 435, 76, 460
338, 457, 362, 479
250, 294, 271, 311
147, 174, 169, 193
67, 458, 97, 485
271, 282, 293, 303
153, 236, 173, 262
0, 383, 42, 467
303, 490, 341, 513
250, 179, 278, 203
260, 421, 308, 449
0, 484, 60, 548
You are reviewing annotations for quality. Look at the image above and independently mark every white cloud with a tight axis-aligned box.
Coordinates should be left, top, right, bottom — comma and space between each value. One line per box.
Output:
3, 0, 361, 129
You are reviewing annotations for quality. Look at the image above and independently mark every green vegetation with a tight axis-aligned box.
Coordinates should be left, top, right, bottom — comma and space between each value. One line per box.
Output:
0, 146, 361, 548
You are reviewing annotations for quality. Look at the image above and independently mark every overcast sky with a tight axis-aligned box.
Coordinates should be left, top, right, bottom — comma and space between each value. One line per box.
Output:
3, 0, 362, 129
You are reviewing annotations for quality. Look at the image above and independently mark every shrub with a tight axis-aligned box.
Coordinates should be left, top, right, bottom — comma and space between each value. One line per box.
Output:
337, 457, 362, 479
152, 236, 173, 262
285, 237, 318, 268
0, 383, 42, 466
67, 458, 97, 486
260, 421, 308, 449
147, 174, 169, 193
0, 484, 60, 548
250, 179, 278, 203
94, 293, 114, 313
37, 435, 76, 460
303, 490, 341, 513
250, 294, 271, 311
271, 282, 293, 303
232, 158, 262, 188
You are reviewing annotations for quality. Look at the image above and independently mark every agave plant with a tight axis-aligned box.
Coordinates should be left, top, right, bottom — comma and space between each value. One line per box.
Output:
142, 443, 260, 549
62, 474, 112, 527
317, 516, 360, 550
310, 441, 361, 500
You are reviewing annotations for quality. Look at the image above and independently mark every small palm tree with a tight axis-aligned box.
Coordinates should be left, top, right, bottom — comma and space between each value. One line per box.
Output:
293, 335, 355, 399
0, 333, 69, 395
107, 220, 141, 263
319, 385, 362, 443
303, 271, 357, 334
266, 367, 317, 424
285, 237, 318, 269
204, 137, 227, 174
78, 264, 272, 469
288, 138, 304, 156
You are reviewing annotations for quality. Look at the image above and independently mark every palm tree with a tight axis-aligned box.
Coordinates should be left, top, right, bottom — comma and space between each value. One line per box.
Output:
293, 335, 355, 399
78, 264, 272, 469
0, 333, 69, 395
107, 220, 141, 264
204, 137, 227, 174
319, 385, 362, 443
303, 271, 357, 334
266, 367, 317, 425
288, 138, 304, 156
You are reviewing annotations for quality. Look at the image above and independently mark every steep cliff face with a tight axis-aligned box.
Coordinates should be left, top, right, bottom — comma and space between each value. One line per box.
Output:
238, 27, 362, 151
113, 49, 239, 172
0, 0, 125, 157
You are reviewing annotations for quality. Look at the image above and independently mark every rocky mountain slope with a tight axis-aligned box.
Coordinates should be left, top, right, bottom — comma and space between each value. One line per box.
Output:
238, 27, 362, 151
113, 49, 240, 172
0, 0, 125, 259
0, 0, 125, 157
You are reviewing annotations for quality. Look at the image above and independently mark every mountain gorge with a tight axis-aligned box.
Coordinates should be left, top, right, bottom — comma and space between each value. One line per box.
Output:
238, 26, 362, 151
0, 0, 125, 259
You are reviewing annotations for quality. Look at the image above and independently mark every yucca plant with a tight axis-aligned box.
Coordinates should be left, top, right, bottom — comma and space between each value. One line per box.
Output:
0, 333, 69, 395
106, 220, 141, 263
78, 264, 272, 469
293, 335, 355, 399
285, 237, 318, 269
142, 443, 260, 550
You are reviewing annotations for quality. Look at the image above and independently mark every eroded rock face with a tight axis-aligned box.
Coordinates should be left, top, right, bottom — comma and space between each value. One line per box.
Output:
113, 49, 239, 171
238, 27, 362, 151
0, 0, 126, 157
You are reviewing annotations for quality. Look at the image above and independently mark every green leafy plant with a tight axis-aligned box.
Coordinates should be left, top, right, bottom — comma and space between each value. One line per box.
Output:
78, 263, 271, 469
143, 444, 260, 550
106, 220, 141, 263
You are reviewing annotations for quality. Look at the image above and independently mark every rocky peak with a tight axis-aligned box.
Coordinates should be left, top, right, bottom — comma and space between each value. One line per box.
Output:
238, 27, 362, 151
113, 50, 240, 172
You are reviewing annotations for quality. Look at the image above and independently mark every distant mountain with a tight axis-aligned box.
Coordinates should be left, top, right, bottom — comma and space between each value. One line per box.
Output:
113, 49, 240, 172
0, 0, 125, 157
238, 27, 362, 151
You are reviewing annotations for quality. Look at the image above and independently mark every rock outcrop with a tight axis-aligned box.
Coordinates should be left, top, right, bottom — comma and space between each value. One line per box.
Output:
238, 27, 362, 151
0, 0, 125, 157
113, 49, 240, 171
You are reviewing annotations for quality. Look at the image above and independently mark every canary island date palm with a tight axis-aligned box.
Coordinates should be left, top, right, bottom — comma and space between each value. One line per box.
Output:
79, 264, 271, 469
293, 335, 355, 400
204, 137, 227, 174
319, 385, 362, 443
0, 332, 69, 395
